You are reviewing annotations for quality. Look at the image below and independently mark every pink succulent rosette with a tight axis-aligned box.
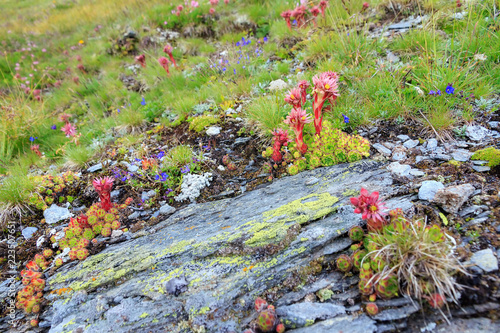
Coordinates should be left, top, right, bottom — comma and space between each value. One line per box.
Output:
350, 188, 387, 231
284, 87, 303, 110
158, 56, 170, 74
93, 176, 114, 211
284, 107, 312, 155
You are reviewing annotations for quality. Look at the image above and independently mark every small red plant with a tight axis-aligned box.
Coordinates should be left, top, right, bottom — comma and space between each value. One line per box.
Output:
350, 188, 387, 232
271, 128, 291, 163
135, 54, 146, 68
427, 293, 445, 308
92, 176, 114, 211
163, 44, 177, 67
297, 80, 310, 105
284, 107, 312, 155
30, 144, 42, 157
310, 6, 320, 27
312, 71, 339, 135
158, 57, 170, 74
366, 302, 378, 315
280, 10, 292, 31
319, 0, 329, 17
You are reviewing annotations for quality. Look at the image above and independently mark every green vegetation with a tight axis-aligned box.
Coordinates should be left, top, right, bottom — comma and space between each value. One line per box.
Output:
471, 147, 500, 167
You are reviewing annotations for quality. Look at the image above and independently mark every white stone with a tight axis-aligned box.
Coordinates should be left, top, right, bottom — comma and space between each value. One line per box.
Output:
387, 162, 411, 177
111, 230, 124, 238
468, 249, 498, 273
206, 126, 221, 136
44, 204, 73, 224
218, 165, 225, 171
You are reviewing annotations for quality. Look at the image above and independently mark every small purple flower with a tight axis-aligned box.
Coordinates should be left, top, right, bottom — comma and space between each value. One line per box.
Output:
236, 42, 241, 47
342, 114, 350, 124
233, 68, 236, 74
140, 97, 146, 106
51, 125, 57, 130
263, 36, 268, 42
29, 136, 37, 142
429, 90, 436, 95
202, 145, 211, 152
157, 151, 165, 159
222, 67, 226, 72
180, 164, 191, 174
117, 108, 120, 113
445, 84, 454, 95
436, 90, 442, 96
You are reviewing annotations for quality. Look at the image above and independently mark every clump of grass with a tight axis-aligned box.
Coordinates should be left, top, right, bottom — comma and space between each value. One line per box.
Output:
164, 145, 194, 168
0, 162, 36, 225
64, 145, 94, 169
245, 94, 289, 136
365, 216, 467, 318
188, 114, 219, 133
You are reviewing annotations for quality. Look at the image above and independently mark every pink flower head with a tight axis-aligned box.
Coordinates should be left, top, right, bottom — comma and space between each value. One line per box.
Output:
163, 44, 177, 67
363, 2, 370, 10
61, 123, 77, 137
310, 6, 320, 17
32, 89, 41, 96
350, 188, 387, 231
285, 87, 302, 110
30, 144, 42, 157
319, 0, 329, 16
76, 55, 82, 62
158, 56, 170, 74
281, 10, 293, 30
209, 7, 216, 14
72, 76, 79, 85
59, 113, 72, 123
272, 128, 291, 147
135, 54, 146, 68
298, 80, 310, 104
210, 0, 219, 5
177, 5, 183, 11
191, 1, 199, 8
93, 176, 114, 211
311, 71, 339, 135
271, 128, 291, 162
224, 0, 229, 4
284, 107, 312, 154
77, 63, 85, 73
292, 5, 306, 28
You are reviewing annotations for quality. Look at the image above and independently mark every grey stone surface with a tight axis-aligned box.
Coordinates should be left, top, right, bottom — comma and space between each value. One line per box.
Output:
373, 303, 420, 321
21, 226, 38, 240
432, 183, 475, 213
431, 153, 452, 161
418, 181, 444, 201
43, 160, 399, 333
373, 143, 392, 156
128, 211, 140, 219
391, 146, 407, 161
387, 162, 411, 177
44, 204, 73, 224
276, 302, 345, 328
141, 190, 156, 202
159, 203, 176, 215
87, 163, 103, 173
164, 275, 188, 296
427, 138, 438, 150
436, 317, 500, 333
451, 149, 473, 162
110, 189, 121, 199
466, 125, 490, 141
409, 169, 425, 177
472, 165, 491, 172
468, 249, 498, 273
397, 135, 410, 141
289, 314, 376, 333
403, 139, 419, 149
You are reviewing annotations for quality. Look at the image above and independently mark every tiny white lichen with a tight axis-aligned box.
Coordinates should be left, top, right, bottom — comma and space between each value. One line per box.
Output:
175, 173, 213, 202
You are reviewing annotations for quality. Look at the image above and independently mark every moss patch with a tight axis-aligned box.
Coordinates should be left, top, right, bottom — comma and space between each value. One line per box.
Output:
471, 147, 500, 167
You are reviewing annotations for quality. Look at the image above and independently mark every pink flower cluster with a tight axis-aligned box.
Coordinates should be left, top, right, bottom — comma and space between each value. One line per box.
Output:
271, 128, 291, 163
350, 188, 387, 231
281, 71, 339, 155
281, 1, 329, 31
93, 177, 114, 211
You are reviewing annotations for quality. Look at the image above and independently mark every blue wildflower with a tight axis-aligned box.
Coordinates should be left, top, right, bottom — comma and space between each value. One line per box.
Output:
117, 108, 120, 113
51, 125, 57, 130
29, 136, 37, 142
180, 164, 190, 174
342, 114, 350, 124
121, 176, 127, 182
223, 67, 226, 72
445, 84, 455, 95
263, 36, 268, 42
233, 69, 236, 75
202, 145, 211, 152
436, 90, 442, 96
292, 20, 297, 26
160, 172, 168, 182
236, 42, 240, 47
141, 97, 146, 106
429, 90, 436, 95
157, 151, 165, 159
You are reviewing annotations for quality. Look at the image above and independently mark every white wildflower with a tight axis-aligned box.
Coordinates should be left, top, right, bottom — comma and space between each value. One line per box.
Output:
474, 53, 487, 61
268, 79, 288, 91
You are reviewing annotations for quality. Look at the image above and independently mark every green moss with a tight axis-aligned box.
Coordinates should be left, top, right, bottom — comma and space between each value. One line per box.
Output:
471, 147, 500, 167
139, 312, 149, 318
342, 188, 359, 197
188, 114, 219, 133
